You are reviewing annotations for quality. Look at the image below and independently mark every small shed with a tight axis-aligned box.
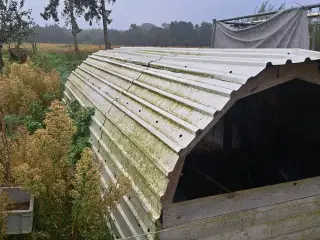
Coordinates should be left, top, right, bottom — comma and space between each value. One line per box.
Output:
64, 47, 320, 240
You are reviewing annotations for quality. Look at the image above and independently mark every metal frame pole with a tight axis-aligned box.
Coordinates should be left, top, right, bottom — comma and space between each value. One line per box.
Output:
219, 3, 320, 23
211, 19, 216, 48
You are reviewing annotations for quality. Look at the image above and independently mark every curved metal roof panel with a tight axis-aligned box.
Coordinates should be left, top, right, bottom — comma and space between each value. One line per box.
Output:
63, 47, 320, 239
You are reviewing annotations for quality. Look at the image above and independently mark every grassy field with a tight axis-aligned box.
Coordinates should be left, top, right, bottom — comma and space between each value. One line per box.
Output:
3, 42, 108, 54
3, 43, 120, 85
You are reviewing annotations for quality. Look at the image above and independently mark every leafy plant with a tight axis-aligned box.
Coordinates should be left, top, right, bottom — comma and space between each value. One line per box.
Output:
4, 101, 48, 136
68, 100, 95, 164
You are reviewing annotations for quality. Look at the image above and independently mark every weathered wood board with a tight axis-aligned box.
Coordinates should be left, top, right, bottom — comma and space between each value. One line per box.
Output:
161, 195, 320, 239
162, 177, 320, 240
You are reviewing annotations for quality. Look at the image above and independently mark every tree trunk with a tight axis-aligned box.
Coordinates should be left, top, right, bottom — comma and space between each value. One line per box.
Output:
69, 0, 79, 52
72, 33, 79, 52
101, 0, 111, 50
0, 45, 4, 70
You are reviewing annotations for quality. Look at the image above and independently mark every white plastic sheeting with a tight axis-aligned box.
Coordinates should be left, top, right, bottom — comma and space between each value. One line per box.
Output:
213, 8, 309, 49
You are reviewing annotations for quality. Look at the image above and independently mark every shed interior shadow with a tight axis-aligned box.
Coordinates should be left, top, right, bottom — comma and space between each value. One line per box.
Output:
174, 79, 320, 202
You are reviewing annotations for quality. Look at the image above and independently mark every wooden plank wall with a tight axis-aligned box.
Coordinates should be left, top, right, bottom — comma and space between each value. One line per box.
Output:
161, 177, 320, 240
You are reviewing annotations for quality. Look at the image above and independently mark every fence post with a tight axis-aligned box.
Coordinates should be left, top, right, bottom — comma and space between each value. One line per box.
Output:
211, 19, 217, 48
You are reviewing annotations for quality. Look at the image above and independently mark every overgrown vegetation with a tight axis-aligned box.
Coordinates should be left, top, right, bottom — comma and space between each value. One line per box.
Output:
0, 62, 129, 239
0, 61, 60, 135
68, 100, 95, 164
71, 148, 129, 240
32, 52, 89, 83
0, 192, 12, 239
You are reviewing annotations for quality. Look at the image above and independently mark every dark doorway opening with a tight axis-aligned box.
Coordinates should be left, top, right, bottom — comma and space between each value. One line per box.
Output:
174, 79, 320, 202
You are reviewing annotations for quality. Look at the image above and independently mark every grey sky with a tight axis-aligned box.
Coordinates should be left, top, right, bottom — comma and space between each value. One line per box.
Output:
26, 0, 319, 30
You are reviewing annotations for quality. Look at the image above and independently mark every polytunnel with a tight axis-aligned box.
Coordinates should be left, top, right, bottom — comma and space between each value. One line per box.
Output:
64, 47, 320, 240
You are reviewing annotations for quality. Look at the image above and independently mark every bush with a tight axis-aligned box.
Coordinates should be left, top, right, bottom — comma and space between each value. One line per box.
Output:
5, 101, 47, 136
11, 101, 76, 239
68, 100, 95, 164
5, 101, 128, 240
0, 61, 60, 116
71, 148, 129, 240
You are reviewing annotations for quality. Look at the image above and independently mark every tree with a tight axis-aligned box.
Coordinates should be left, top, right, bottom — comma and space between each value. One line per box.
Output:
100, 0, 115, 49
30, 21, 218, 47
255, 0, 285, 14
41, 0, 82, 52
127, 24, 143, 46
80, 0, 116, 50
169, 21, 196, 46
198, 22, 212, 47
253, 1, 285, 22
0, 0, 34, 68
148, 27, 165, 46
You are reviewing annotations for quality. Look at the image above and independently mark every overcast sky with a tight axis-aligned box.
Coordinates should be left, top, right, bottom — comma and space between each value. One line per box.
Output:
26, 0, 320, 30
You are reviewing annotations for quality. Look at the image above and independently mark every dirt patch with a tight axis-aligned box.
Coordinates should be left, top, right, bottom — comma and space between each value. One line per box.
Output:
7, 202, 30, 211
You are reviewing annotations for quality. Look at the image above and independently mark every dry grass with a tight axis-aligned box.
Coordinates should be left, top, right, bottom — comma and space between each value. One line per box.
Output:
3, 43, 120, 54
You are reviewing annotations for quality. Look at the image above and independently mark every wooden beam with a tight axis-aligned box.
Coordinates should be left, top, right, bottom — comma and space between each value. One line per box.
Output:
161, 195, 320, 240
163, 176, 320, 228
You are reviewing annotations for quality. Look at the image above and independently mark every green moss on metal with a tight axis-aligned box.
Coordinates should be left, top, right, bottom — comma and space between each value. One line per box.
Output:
150, 64, 215, 79
141, 50, 205, 56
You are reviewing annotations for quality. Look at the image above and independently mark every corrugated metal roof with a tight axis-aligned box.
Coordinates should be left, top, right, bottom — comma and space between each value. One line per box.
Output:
63, 47, 320, 239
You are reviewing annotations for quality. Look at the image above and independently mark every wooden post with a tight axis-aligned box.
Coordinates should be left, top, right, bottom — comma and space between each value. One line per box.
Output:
32, 42, 36, 55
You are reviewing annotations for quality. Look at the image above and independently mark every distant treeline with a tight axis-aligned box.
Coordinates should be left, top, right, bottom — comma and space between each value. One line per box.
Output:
32, 21, 213, 47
